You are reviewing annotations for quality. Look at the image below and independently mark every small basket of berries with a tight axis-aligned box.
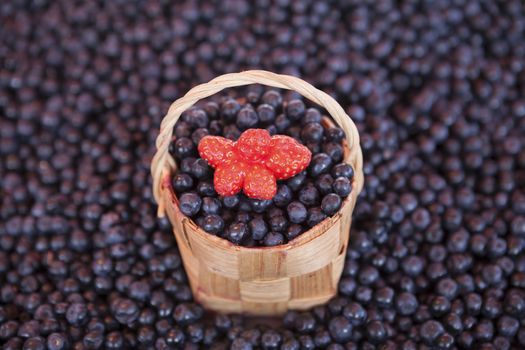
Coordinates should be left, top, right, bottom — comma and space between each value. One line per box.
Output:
151, 70, 363, 315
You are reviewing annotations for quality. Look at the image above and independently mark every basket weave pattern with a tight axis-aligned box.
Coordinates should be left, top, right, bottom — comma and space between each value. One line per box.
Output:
151, 70, 364, 315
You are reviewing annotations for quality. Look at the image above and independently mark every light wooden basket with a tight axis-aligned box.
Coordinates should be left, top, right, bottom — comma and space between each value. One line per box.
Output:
151, 70, 364, 315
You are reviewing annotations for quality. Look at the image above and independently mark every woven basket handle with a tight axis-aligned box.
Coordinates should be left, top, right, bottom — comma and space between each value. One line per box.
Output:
151, 70, 362, 217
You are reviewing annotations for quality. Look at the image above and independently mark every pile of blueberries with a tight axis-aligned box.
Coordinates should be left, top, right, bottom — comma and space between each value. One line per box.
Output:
1, 0, 525, 349
170, 92, 354, 247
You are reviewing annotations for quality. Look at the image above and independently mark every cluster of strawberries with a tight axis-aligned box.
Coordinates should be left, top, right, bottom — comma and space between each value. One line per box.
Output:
198, 129, 312, 200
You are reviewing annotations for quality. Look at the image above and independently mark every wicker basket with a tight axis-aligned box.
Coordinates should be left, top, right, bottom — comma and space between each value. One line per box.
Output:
151, 70, 364, 315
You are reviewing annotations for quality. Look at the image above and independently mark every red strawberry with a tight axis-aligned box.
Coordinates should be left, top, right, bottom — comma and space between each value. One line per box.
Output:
198, 129, 312, 199
235, 129, 271, 161
243, 164, 277, 200
264, 135, 312, 179
198, 136, 235, 168
213, 159, 246, 197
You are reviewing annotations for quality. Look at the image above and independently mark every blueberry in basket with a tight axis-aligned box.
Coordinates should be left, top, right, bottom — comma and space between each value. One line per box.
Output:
169, 89, 354, 247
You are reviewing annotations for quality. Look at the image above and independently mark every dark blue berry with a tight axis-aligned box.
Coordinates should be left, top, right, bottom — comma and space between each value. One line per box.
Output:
301, 123, 324, 144
328, 316, 352, 343
331, 163, 353, 179
303, 109, 322, 124
202, 215, 224, 235
222, 195, 239, 209
333, 177, 352, 197
263, 232, 285, 247
285, 224, 302, 241
257, 104, 275, 124
309, 153, 332, 177
225, 223, 249, 244
287, 201, 307, 224
172, 137, 195, 158
273, 185, 293, 207
323, 142, 344, 162
315, 174, 334, 195
299, 184, 319, 206
307, 207, 327, 227
178, 192, 202, 217
222, 99, 241, 122
172, 173, 193, 192
249, 217, 268, 241
191, 159, 211, 179
236, 107, 259, 130
321, 194, 342, 216
262, 91, 282, 109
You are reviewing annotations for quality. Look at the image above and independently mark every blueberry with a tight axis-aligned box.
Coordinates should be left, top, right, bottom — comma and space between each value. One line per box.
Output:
273, 185, 293, 207
315, 174, 334, 195
178, 192, 202, 217
221, 98, 241, 122
497, 315, 519, 337
83, 330, 104, 349
249, 217, 268, 241
342, 302, 367, 326
262, 90, 283, 109
209, 120, 223, 135
257, 104, 275, 124
326, 128, 345, 142
180, 157, 197, 173
172, 173, 193, 193
66, 303, 88, 326
332, 163, 354, 179
174, 122, 192, 138
231, 338, 253, 350
299, 184, 320, 206
287, 201, 308, 224
191, 128, 209, 145
287, 172, 307, 192
185, 108, 209, 128
323, 142, 344, 162
172, 137, 195, 158
202, 215, 225, 235
191, 159, 211, 179
301, 123, 324, 144
23, 337, 45, 350
166, 327, 185, 347
224, 124, 241, 140
285, 224, 303, 241
275, 114, 291, 133
395, 292, 419, 315
173, 303, 203, 326
110, 298, 139, 326
235, 211, 252, 223
236, 106, 259, 130
307, 207, 327, 227
263, 232, 285, 247
328, 316, 352, 343
286, 99, 305, 121
202, 197, 221, 215
47, 333, 68, 350
222, 195, 240, 209
303, 108, 322, 124
420, 320, 445, 345
309, 153, 333, 177
250, 199, 272, 213
366, 320, 387, 344
204, 102, 219, 119
269, 215, 288, 232
225, 223, 249, 244
321, 194, 342, 216
333, 177, 352, 197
